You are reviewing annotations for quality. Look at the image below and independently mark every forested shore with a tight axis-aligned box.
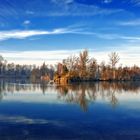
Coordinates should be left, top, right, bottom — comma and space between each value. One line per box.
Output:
0, 50, 140, 84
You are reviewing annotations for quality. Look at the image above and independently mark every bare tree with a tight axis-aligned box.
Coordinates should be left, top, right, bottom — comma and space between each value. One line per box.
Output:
79, 50, 89, 78
63, 55, 78, 71
88, 58, 97, 79
109, 52, 120, 80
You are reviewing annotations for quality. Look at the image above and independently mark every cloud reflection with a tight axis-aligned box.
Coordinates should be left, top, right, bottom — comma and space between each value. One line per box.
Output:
0, 114, 64, 126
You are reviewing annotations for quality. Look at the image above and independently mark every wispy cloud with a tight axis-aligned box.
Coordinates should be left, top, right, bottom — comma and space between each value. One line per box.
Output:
0, 0, 124, 18
70, 30, 140, 41
130, 0, 140, 6
0, 28, 77, 41
51, 0, 74, 4
25, 10, 35, 15
118, 19, 140, 26
0, 25, 140, 42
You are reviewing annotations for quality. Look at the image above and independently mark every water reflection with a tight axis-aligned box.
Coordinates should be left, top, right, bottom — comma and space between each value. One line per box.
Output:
56, 82, 140, 111
0, 80, 140, 140
0, 80, 140, 111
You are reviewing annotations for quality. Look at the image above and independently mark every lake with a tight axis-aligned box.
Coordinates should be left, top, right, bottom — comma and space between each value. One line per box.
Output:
0, 80, 140, 140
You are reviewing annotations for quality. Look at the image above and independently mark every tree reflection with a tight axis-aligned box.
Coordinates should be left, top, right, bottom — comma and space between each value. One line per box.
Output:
56, 82, 140, 111
0, 80, 140, 111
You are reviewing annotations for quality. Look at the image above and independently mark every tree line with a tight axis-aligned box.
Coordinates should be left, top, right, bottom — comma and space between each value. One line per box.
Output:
54, 50, 140, 83
0, 50, 140, 83
0, 55, 54, 81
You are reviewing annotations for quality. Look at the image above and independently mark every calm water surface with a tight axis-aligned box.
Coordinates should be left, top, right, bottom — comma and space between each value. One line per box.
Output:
0, 80, 140, 140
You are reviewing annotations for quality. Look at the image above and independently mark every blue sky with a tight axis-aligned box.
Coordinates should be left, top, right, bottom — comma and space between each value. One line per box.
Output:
0, 0, 140, 66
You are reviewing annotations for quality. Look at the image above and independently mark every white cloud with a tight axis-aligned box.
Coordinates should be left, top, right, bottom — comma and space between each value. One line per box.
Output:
103, 0, 112, 4
0, 28, 75, 41
23, 20, 31, 25
1, 50, 81, 65
1, 23, 139, 42
1, 47, 140, 66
